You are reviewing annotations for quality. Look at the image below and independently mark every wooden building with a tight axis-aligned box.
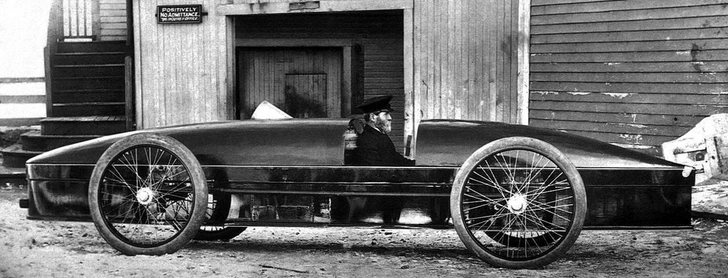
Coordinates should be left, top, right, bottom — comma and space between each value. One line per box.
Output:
128, 0, 528, 153
17, 0, 727, 168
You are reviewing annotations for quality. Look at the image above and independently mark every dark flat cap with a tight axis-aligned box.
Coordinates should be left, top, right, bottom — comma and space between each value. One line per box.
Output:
356, 95, 394, 113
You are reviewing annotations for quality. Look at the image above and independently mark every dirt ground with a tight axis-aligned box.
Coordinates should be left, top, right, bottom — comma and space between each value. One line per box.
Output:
1, 187, 727, 278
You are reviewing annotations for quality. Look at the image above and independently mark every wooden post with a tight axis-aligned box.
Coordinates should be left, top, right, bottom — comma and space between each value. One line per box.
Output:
124, 0, 135, 130
125, 55, 135, 130
517, 0, 531, 125
404, 4, 415, 157
342, 46, 353, 117
91, 0, 100, 39
44, 47, 54, 118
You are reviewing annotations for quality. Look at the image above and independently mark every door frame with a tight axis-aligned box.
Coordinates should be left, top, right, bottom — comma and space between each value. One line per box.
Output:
221, 1, 414, 153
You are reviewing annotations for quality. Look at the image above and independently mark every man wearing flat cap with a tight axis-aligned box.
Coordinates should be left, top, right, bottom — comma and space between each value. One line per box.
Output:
352, 95, 414, 166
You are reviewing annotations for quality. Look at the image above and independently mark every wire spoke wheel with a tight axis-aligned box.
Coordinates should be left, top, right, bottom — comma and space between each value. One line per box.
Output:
89, 133, 207, 255
451, 137, 586, 269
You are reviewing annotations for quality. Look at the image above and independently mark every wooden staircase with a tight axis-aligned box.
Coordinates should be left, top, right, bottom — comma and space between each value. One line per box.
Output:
1, 41, 130, 168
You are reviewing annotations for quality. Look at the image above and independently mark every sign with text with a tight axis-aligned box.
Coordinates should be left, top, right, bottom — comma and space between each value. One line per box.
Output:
157, 5, 202, 24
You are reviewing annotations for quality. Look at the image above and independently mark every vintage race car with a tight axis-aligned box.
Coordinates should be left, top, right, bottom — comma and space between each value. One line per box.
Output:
21, 118, 693, 269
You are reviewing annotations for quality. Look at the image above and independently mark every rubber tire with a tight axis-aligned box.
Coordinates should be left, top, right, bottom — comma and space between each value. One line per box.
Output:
195, 193, 246, 241
88, 133, 208, 255
487, 230, 559, 247
195, 227, 246, 241
450, 136, 587, 269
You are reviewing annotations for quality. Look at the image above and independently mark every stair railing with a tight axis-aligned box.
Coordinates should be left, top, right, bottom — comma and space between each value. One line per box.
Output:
45, 0, 63, 117
61, 0, 98, 41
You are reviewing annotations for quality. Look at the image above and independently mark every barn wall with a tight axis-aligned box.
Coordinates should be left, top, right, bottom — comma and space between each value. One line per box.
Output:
529, 0, 728, 154
131, 0, 527, 142
413, 0, 522, 124
134, 0, 231, 128
99, 0, 127, 41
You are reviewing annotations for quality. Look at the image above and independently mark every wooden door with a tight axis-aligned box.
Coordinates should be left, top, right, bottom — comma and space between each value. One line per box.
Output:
237, 47, 342, 119
284, 74, 327, 118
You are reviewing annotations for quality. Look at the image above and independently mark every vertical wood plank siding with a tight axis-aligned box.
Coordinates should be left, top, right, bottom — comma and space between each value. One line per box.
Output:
135, 0, 230, 128
133, 0, 524, 145
99, 0, 126, 41
530, 0, 728, 154
238, 48, 342, 118
414, 0, 521, 123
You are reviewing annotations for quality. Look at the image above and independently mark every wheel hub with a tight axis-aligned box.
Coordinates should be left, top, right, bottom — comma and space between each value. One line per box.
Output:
507, 194, 528, 214
136, 187, 156, 206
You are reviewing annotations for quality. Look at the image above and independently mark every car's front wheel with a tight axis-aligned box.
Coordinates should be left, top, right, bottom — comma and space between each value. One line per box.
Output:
88, 133, 207, 255
450, 137, 586, 269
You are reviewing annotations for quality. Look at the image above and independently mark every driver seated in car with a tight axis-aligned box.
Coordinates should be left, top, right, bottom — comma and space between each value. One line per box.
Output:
346, 95, 414, 225
352, 95, 414, 166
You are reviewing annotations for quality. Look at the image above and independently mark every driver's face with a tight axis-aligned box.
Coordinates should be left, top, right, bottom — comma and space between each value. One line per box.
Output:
373, 111, 392, 134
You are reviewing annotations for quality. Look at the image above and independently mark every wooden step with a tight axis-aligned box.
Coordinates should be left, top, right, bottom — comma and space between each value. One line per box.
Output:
50, 102, 125, 117
56, 41, 127, 53
0, 118, 42, 127
41, 116, 126, 136
52, 76, 124, 91
21, 131, 100, 152
52, 89, 125, 104
52, 64, 124, 78
0, 144, 41, 168
54, 52, 126, 65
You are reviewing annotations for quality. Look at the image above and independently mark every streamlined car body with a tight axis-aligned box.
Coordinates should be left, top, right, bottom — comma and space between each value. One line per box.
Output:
22, 119, 693, 269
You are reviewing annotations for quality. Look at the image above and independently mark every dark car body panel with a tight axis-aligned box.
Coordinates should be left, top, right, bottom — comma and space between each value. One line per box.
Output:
417, 120, 683, 169
24, 119, 694, 229
28, 119, 350, 166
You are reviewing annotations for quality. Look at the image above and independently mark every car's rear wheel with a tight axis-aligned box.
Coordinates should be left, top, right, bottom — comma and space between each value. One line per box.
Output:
450, 137, 586, 269
88, 133, 207, 255
195, 193, 246, 241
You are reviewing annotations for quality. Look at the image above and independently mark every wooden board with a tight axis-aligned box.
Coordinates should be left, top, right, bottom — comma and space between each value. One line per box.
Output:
135, 0, 230, 128
413, 0, 522, 123
99, 0, 127, 41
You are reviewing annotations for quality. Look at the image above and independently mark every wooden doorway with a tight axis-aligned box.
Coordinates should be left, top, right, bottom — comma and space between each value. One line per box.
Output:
237, 47, 343, 119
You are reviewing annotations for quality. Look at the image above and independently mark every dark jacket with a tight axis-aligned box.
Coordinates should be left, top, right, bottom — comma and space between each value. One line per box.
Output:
353, 124, 415, 166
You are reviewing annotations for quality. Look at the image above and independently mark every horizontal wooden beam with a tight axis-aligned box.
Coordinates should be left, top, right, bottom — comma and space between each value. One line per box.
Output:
0, 118, 43, 127
0, 77, 45, 84
0, 95, 46, 104
217, 0, 412, 16
530, 101, 724, 116
532, 0, 727, 16
531, 81, 728, 94
235, 38, 354, 47
532, 2, 728, 25
529, 110, 705, 128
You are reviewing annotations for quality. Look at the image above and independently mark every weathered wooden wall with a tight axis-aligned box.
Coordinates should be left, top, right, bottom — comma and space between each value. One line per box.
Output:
530, 0, 728, 154
237, 47, 343, 118
134, 0, 231, 128
131, 0, 526, 142
414, 0, 522, 123
98, 0, 127, 41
